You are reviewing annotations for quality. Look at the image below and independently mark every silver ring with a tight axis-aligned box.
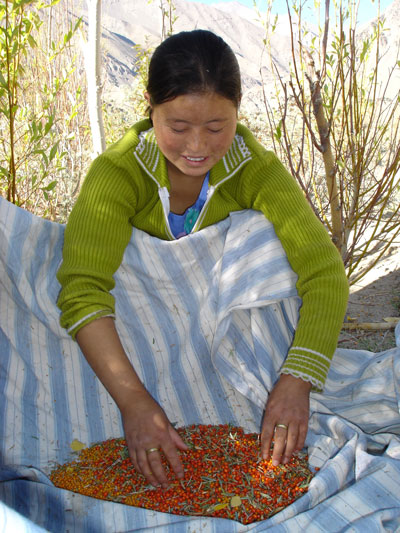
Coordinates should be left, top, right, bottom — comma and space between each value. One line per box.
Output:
145, 447, 160, 454
275, 423, 288, 430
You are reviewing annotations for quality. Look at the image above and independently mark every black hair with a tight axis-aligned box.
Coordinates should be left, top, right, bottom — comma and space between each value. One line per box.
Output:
146, 30, 242, 110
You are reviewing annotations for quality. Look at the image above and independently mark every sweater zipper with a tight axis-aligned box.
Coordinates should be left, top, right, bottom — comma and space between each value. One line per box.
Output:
158, 186, 175, 240
133, 150, 175, 239
191, 173, 234, 233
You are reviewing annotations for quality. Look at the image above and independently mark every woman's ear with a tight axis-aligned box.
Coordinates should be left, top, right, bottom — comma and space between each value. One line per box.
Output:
144, 92, 151, 105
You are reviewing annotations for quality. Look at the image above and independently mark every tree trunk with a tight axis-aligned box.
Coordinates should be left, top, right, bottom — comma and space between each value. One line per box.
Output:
310, 80, 343, 252
305, 0, 343, 253
85, 0, 106, 156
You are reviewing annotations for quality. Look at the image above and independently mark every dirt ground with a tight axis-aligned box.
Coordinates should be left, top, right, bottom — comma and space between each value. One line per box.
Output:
339, 243, 400, 351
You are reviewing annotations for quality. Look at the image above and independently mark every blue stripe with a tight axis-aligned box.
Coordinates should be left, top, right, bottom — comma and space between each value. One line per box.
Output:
12, 480, 31, 526
255, 303, 297, 363
114, 280, 162, 403
0, 329, 10, 466
47, 330, 73, 464
15, 297, 39, 465
42, 489, 66, 532
219, 257, 298, 312
222, 223, 279, 266
78, 353, 107, 445
28, 220, 63, 328
6, 206, 32, 311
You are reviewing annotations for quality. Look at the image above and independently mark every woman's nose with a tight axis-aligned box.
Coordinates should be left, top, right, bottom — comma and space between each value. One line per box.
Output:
186, 131, 206, 153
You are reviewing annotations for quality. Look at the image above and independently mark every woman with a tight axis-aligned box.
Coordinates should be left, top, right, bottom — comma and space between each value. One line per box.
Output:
57, 29, 348, 489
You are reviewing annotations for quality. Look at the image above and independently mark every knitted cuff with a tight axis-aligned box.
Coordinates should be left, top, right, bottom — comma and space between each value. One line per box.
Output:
280, 346, 333, 392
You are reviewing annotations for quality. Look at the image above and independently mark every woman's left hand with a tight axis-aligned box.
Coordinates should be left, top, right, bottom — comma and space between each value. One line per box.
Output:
260, 374, 312, 465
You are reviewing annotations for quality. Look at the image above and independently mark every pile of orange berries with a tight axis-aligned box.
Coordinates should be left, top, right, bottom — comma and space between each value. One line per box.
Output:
50, 424, 314, 524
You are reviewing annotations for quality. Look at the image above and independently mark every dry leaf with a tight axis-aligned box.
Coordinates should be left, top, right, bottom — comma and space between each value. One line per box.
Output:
213, 502, 229, 511
70, 439, 86, 452
230, 495, 242, 508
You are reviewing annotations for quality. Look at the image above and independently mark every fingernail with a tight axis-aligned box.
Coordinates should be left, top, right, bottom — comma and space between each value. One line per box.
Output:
272, 459, 279, 466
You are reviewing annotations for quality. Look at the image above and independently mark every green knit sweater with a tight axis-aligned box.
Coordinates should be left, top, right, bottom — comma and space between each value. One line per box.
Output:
57, 119, 349, 390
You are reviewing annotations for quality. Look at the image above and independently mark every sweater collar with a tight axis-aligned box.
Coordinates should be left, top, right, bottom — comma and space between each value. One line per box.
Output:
133, 124, 252, 189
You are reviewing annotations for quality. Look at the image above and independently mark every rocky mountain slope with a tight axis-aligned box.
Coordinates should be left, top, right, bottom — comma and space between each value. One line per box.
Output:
70, 0, 400, 110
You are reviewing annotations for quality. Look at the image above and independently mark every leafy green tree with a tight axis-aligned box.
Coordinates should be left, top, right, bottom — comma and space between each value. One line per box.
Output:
0, 0, 83, 219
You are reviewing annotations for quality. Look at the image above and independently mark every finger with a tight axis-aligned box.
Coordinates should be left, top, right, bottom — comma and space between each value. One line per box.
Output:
271, 425, 288, 466
129, 449, 141, 474
282, 426, 298, 464
170, 427, 190, 451
137, 449, 167, 488
293, 420, 308, 453
260, 418, 275, 460
161, 440, 185, 480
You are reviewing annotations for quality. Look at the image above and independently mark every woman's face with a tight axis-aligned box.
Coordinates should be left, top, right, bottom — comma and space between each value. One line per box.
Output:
148, 92, 238, 182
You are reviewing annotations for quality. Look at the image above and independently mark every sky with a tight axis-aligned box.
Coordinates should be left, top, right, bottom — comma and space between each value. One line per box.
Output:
187, 0, 394, 25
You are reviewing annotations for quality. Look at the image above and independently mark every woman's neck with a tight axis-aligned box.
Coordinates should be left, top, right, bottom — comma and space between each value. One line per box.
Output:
167, 163, 207, 215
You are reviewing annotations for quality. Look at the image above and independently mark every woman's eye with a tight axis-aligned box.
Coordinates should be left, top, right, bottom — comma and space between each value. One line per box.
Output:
170, 127, 222, 134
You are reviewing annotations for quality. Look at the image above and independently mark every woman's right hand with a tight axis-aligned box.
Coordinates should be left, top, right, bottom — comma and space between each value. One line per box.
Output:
121, 390, 189, 488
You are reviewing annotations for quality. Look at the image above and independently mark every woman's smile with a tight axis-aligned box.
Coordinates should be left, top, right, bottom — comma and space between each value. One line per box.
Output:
182, 155, 209, 168
184, 156, 207, 162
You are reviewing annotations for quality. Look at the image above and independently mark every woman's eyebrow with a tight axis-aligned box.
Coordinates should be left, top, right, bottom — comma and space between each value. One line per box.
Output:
206, 118, 228, 124
166, 119, 190, 123
166, 118, 228, 124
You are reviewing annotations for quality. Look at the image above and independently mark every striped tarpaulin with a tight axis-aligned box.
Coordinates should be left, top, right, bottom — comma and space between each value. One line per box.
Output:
0, 197, 399, 532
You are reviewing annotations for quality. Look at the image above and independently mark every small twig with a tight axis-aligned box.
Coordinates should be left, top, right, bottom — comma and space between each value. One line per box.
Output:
342, 320, 399, 330
347, 301, 376, 307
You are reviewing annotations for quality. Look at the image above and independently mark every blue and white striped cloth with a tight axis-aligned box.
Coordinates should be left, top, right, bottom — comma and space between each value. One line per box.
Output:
1, 196, 400, 532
